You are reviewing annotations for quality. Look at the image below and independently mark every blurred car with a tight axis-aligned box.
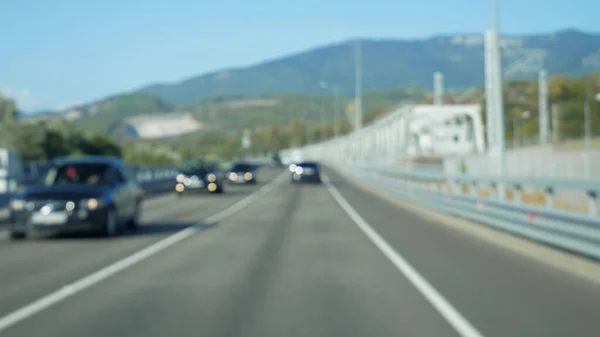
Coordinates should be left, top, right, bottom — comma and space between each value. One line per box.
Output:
7, 156, 143, 240
226, 162, 258, 184
175, 159, 225, 196
290, 161, 322, 184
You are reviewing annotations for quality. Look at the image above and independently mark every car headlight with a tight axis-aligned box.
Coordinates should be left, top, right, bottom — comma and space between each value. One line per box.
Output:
9, 199, 24, 211
207, 173, 217, 182
244, 172, 253, 180
176, 174, 185, 183
82, 198, 104, 210
229, 172, 238, 180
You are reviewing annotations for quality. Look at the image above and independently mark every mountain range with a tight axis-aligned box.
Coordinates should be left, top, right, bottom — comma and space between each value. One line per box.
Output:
30, 28, 600, 137
135, 29, 600, 105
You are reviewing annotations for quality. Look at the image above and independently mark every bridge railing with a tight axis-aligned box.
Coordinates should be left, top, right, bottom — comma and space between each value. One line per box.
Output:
330, 160, 600, 260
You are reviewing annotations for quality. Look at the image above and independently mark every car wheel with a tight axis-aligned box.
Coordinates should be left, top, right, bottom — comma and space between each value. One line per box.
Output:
9, 231, 26, 240
104, 208, 118, 237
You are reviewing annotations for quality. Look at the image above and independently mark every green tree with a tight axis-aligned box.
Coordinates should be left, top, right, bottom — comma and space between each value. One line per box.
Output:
13, 123, 47, 161
81, 134, 122, 157
43, 129, 72, 159
0, 94, 18, 123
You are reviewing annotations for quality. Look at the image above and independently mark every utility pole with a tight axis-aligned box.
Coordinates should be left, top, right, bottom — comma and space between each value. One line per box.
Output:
490, 0, 506, 200
434, 72, 444, 105
354, 40, 363, 131
333, 88, 341, 137
585, 98, 591, 149
552, 104, 560, 144
512, 118, 519, 148
320, 107, 325, 140
538, 70, 549, 145
484, 32, 496, 150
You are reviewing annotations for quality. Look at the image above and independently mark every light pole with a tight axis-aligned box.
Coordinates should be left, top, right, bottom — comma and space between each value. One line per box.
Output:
303, 109, 312, 145
487, 0, 506, 199
538, 70, 549, 145
552, 104, 560, 144
585, 98, 591, 149
586, 93, 600, 148
319, 81, 342, 137
354, 40, 363, 131
434, 72, 444, 105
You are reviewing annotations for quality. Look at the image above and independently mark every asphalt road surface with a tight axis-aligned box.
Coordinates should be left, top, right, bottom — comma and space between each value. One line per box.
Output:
0, 166, 599, 337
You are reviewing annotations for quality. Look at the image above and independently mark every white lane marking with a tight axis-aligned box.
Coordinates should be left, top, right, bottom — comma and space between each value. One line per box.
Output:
321, 173, 485, 337
0, 171, 286, 333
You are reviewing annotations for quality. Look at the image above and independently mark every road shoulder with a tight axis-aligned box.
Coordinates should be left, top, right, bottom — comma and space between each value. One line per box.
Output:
328, 165, 600, 284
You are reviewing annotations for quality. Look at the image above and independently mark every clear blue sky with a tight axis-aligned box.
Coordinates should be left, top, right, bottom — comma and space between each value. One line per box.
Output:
1, 0, 598, 112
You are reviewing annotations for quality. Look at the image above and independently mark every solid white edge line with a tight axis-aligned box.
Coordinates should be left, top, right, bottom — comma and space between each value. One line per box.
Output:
321, 172, 485, 337
0, 171, 287, 334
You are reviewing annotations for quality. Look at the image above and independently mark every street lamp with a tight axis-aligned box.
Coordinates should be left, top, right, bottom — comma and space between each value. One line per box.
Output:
354, 40, 363, 131
319, 81, 342, 137
585, 93, 600, 148
309, 102, 325, 140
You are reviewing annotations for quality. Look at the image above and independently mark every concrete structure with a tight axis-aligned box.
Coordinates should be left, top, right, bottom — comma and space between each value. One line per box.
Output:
281, 104, 485, 165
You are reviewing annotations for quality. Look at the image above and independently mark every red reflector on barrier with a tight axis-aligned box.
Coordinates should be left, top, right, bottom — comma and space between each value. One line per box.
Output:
528, 212, 536, 221
476, 201, 485, 210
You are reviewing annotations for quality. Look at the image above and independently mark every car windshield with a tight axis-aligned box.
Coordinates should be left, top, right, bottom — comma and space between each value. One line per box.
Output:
231, 163, 252, 172
298, 162, 318, 169
43, 163, 111, 186
180, 161, 215, 174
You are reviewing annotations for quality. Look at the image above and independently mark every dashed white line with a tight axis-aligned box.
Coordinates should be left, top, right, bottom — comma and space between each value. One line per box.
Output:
321, 172, 485, 337
0, 171, 286, 333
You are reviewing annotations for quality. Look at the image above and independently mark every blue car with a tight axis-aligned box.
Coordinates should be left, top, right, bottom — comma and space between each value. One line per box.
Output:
7, 156, 144, 240
226, 162, 258, 185
290, 161, 322, 184
175, 160, 226, 195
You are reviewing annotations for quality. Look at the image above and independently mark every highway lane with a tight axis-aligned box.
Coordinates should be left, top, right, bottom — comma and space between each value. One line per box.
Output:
0, 167, 283, 321
324, 167, 600, 337
0, 168, 461, 337
0, 166, 599, 336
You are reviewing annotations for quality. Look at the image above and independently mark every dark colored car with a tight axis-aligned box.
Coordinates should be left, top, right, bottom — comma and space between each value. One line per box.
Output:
175, 160, 225, 195
226, 162, 258, 184
290, 161, 322, 184
7, 156, 144, 240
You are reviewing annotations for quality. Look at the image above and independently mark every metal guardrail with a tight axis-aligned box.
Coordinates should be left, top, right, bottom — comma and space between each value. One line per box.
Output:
333, 161, 600, 261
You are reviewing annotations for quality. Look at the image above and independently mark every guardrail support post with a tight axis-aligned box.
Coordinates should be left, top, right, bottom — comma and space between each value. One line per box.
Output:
587, 191, 598, 217
545, 187, 554, 209
513, 184, 522, 204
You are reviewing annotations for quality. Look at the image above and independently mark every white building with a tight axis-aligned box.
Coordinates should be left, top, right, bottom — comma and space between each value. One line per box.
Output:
122, 112, 204, 139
